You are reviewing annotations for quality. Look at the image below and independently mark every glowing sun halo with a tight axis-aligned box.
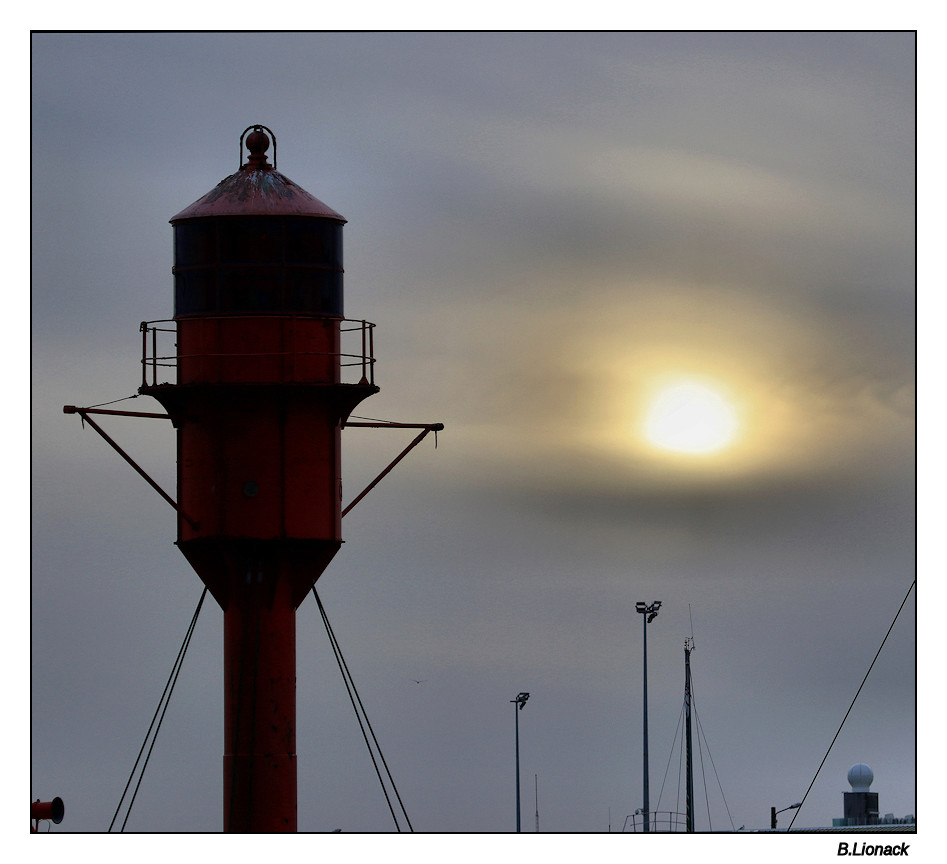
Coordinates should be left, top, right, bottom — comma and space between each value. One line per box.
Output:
643, 380, 740, 455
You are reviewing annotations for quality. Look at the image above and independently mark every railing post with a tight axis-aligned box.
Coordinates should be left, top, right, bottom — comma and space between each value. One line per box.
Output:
140, 322, 148, 389
368, 322, 374, 386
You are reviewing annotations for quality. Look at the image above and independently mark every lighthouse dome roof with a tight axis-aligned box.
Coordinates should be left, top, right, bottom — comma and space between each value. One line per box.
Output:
170, 127, 345, 223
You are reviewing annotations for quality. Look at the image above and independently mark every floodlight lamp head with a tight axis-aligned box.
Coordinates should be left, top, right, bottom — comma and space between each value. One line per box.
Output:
515, 691, 530, 709
636, 602, 647, 612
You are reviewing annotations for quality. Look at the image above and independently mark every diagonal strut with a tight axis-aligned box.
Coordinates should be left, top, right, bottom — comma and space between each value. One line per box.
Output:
63, 405, 198, 529
341, 422, 444, 518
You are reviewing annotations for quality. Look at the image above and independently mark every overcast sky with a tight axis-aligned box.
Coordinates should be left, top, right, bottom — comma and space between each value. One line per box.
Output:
30, 30, 916, 851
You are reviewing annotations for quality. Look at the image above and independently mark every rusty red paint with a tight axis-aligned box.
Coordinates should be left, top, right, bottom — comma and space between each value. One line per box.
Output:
170, 138, 345, 222
223, 579, 297, 832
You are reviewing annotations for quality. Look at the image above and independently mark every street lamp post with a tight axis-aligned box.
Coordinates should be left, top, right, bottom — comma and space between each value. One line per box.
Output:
771, 802, 802, 830
635, 601, 661, 833
512, 692, 530, 832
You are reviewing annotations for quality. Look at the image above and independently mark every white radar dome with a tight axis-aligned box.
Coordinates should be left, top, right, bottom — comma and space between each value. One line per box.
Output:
848, 763, 874, 792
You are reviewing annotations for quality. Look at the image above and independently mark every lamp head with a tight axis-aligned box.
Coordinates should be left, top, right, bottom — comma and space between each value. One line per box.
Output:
637, 600, 662, 621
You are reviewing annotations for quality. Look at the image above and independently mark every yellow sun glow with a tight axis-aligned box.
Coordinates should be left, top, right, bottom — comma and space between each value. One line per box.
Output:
643, 379, 740, 455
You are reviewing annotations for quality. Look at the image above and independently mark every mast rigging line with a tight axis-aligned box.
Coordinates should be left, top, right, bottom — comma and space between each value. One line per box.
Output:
312, 587, 414, 832
654, 702, 685, 817
788, 579, 916, 831
688, 659, 735, 832
109, 587, 208, 832
87, 393, 141, 409
692, 705, 735, 831
653, 648, 735, 831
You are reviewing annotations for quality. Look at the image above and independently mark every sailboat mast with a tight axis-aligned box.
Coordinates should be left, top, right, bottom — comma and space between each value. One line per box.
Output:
535, 774, 539, 832
684, 638, 695, 832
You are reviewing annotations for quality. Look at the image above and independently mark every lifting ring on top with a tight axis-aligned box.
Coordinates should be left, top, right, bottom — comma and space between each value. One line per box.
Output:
239, 124, 277, 169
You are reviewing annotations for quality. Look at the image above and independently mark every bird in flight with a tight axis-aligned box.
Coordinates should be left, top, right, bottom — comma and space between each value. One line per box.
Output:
412, 679, 427, 685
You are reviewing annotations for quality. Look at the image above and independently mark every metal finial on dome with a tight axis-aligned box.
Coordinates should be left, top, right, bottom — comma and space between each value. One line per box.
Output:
239, 124, 276, 169
246, 128, 269, 155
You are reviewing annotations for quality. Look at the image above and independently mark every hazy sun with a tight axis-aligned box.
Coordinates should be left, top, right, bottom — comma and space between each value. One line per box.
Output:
643, 379, 740, 455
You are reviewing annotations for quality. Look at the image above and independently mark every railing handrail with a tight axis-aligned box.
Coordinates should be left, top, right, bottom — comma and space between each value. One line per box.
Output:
140, 317, 376, 389
622, 809, 689, 833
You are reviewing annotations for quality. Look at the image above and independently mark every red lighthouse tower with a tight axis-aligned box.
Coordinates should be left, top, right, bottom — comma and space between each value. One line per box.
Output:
64, 125, 441, 831
141, 125, 379, 831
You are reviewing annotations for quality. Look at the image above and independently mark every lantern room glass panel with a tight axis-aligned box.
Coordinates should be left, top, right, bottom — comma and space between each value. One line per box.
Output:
173, 219, 344, 317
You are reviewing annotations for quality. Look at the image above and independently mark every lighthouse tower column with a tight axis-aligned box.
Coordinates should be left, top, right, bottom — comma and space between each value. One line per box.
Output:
223, 577, 297, 831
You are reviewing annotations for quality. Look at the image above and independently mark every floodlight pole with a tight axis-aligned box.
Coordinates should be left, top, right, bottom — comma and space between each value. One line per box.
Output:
636, 601, 661, 833
512, 692, 530, 832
